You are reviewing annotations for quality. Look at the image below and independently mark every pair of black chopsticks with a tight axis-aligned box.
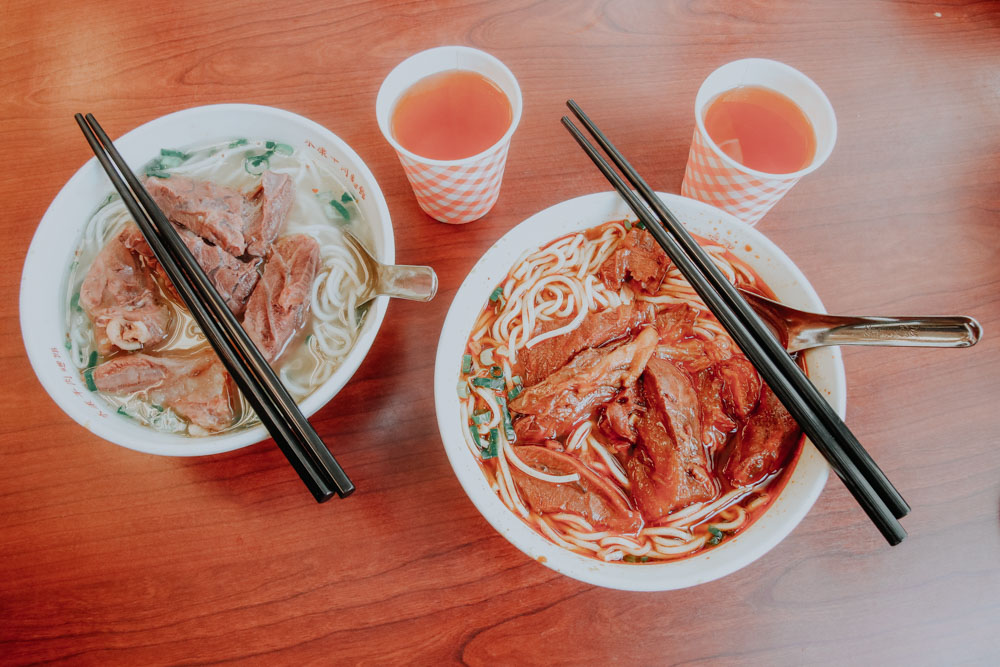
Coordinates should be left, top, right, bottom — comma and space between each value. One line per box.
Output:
561, 100, 908, 545
75, 114, 353, 503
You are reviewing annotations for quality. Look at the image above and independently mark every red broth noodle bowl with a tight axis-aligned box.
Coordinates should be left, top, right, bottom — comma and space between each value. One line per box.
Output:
459, 220, 805, 563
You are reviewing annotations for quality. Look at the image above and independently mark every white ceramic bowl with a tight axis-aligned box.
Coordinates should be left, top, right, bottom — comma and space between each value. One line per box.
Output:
21, 104, 394, 456
433, 192, 845, 591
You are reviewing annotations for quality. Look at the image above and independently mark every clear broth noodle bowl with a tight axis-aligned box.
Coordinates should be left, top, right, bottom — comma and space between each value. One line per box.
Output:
65, 139, 373, 435
459, 220, 805, 562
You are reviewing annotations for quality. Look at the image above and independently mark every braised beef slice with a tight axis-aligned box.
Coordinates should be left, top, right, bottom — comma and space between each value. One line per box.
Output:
509, 446, 642, 534
722, 385, 801, 486
145, 175, 249, 256
625, 356, 716, 519
121, 225, 261, 317
654, 303, 699, 343
513, 415, 566, 444
600, 384, 643, 444
91, 349, 233, 431
598, 228, 671, 293
654, 306, 739, 374
509, 327, 658, 441
715, 356, 761, 419
693, 367, 737, 437
79, 226, 171, 355
244, 171, 294, 257
518, 302, 654, 386
242, 234, 319, 362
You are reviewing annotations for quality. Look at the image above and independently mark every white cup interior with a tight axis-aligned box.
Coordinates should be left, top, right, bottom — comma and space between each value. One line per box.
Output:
694, 58, 837, 180
375, 46, 523, 166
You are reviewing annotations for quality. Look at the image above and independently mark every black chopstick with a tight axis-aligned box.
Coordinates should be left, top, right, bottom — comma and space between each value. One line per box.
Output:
76, 113, 354, 502
566, 100, 910, 521
561, 104, 906, 545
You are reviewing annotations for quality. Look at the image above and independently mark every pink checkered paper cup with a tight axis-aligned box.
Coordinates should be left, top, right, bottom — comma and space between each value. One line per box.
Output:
681, 58, 837, 226
376, 46, 522, 224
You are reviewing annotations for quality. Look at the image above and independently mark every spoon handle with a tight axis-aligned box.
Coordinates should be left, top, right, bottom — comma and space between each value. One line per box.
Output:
796, 315, 982, 351
375, 263, 438, 302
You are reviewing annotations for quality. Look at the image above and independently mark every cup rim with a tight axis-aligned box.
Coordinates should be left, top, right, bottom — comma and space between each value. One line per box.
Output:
375, 45, 523, 167
693, 58, 838, 181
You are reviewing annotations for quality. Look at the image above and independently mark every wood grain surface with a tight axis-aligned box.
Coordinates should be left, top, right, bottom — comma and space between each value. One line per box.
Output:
2, 1, 998, 664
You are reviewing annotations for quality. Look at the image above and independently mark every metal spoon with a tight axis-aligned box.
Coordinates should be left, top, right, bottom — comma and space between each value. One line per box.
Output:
343, 229, 437, 307
738, 288, 982, 353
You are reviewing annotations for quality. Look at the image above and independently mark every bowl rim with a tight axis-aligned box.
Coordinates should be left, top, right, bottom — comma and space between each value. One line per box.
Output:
20, 103, 394, 456
433, 191, 846, 591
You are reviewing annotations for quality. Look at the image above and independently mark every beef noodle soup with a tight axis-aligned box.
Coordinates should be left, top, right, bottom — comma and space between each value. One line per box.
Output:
458, 220, 804, 562
64, 139, 373, 435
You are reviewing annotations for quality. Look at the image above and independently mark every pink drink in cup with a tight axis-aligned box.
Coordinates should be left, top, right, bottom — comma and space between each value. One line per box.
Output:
377, 46, 523, 224
681, 58, 837, 225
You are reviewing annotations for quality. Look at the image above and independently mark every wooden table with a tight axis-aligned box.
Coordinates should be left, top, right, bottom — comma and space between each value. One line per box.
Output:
2, 1, 998, 663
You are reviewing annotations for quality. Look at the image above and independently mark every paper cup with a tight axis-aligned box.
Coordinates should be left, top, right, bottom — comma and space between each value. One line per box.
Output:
681, 58, 837, 225
376, 46, 523, 224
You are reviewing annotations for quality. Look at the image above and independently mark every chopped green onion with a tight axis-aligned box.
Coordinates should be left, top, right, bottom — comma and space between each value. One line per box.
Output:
341, 191, 354, 203
481, 428, 499, 459
500, 401, 515, 441
87, 350, 98, 368
510, 375, 522, 386
116, 405, 131, 418
82, 367, 96, 392
461, 354, 473, 374
469, 424, 483, 446
624, 220, 632, 231
64, 339, 72, 350
144, 159, 171, 179
244, 151, 271, 175
158, 154, 184, 169
160, 148, 188, 159
229, 138, 248, 148
70, 292, 82, 312
457, 380, 469, 398
623, 554, 652, 563
471, 377, 505, 390
490, 365, 503, 378
355, 301, 371, 326
507, 386, 523, 401
472, 410, 492, 425
273, 143, 293, 155
265, 141, 275, 149
635, 220, 647, 230
489, 286, 504, 302
707, 525, 723, 545
479, 348, 494, 365
329, 199, 351, 220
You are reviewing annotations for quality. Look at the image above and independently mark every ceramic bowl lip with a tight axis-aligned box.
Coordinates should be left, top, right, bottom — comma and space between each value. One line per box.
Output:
20, 103, 394, 457
433, 191, 845, 591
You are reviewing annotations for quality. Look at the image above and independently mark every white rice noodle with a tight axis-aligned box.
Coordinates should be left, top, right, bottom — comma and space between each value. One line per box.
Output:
564, 422, 592, 453
552, 513, 596, 532
503, 437, 580, 484
588, 435, 629, 488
